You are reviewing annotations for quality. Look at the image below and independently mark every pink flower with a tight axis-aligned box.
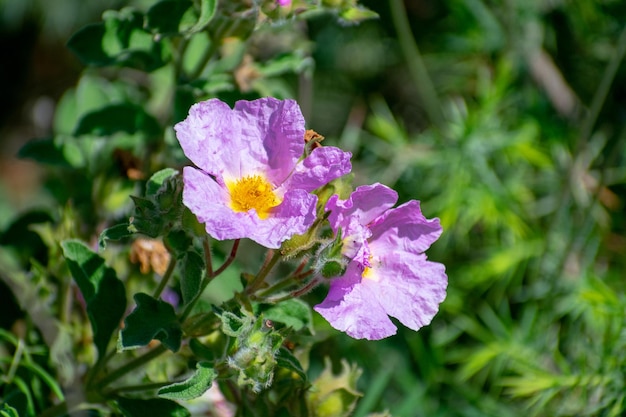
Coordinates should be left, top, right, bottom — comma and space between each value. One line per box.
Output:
175, 98, 352, 249
276, 0, 291, 6
315, 183, 447, 340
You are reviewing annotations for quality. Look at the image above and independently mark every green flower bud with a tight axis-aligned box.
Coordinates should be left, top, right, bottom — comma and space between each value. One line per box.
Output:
314, 231, 348, 279
307, 358, 362, 417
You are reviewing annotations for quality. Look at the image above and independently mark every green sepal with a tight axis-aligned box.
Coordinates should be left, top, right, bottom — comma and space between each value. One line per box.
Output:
118, 293, 182, 352
275, 347, 307, 382
98, 222, 133, 250
157, 361, 217, 400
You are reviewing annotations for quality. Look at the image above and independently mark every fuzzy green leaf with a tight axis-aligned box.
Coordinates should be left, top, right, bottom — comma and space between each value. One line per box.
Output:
262, 299, 313, 333
157, 361, 217, 400
180, 250, 204, 306
98, 223, 133, 250
119, 293, 182, 352
146, 168, 179, 197
61, 240, 127, 356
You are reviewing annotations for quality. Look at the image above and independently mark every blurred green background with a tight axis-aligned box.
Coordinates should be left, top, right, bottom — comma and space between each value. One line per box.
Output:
2, 0, 626, 415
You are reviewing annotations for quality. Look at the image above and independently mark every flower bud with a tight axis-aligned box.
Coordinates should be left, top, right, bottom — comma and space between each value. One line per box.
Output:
314, 232, 348, 279
307, 358, 362, 417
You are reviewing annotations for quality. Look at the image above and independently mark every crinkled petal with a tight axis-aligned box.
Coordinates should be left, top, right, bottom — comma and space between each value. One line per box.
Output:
175, 99, 244, 183
286, 147, 352, 192
367, 250, 447, 331
233, 98, 305, 185
182, 167, 250, 239
175, 98, 305, 185
369, 200, 442, 254
314, 263, 397, 340
326, 183, 398, 235
241, 189, 317, 248
184, 166, 316, 248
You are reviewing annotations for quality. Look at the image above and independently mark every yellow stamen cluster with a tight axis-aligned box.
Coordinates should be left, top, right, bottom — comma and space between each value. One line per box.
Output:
227, 175, 281, 219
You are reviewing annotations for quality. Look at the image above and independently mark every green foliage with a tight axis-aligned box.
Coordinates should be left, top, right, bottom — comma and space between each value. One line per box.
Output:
157, 361, 217, 400
61, 239, 127, 357
3, 0, 626, 416
119, 293, 182, 352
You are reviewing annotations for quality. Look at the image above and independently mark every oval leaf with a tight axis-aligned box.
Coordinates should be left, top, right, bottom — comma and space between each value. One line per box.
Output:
157, 361, 217, 400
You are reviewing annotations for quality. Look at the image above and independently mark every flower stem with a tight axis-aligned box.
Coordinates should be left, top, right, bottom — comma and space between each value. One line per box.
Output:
152, 256, 177, 299
246, 250, 281, 294
179, 239, 240, 321
212, 239, 240, 278
203, 236, 214, 278
267, 276, 321, 303
97, 345, 168, 389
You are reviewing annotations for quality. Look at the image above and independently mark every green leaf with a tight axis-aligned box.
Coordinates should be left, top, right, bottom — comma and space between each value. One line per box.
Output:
67, 8, 167, 71
146, 168, 179, 196
146, 0, 194, 36
275, 347, 307, 382
262, 299, 313, 333
66, 23, 111, 66
186, 0, 217, 34
220, 311, 249, 337
73, 103, 161, 137
61, 240, 127, 356
180, 250, 204, 306
17, 137, 72, 167
116, 397, 190, 417
157, 361, 217, 400
339, 6, 379, 23
119, 293, 182, 352
0, 403, 20, 417
98, 223, 134, 250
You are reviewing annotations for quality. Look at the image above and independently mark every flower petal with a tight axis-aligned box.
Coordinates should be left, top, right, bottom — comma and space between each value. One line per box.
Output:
242, 189, 318, 248
175, 99, 243, 182
233, 98, 305, 186
314, 263, 397, 340
369, 200, 442, 254
368, 251, 447, 331
183, 167, 251, 240
326, 183, 398, 234
286, 146, 352, 192
184, 167, 317, 248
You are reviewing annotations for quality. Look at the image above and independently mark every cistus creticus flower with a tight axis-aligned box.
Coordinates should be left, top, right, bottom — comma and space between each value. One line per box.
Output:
175, 97, 352, 249
314, 183, 447, 340
276, 0, 291, 6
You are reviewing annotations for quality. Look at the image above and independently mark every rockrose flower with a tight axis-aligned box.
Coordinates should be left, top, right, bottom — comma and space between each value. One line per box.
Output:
315, 183, 447, 340
175, 98, 351, 249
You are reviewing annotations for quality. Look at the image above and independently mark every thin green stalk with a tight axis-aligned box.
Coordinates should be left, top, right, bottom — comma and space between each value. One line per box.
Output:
97, 345, 168, 389
212, 239, 240, 278
152, 256, 177, 299
246, 250, 282, 294
578, 24, 626, 152
203, 236, 214, 278
389, 0, 446, 130
266, 276, 321, 304
256, 268, 314, 299
180, 239, 240, 321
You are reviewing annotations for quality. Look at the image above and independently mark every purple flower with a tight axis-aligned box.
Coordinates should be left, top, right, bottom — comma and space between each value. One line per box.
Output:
314, 183, 447, 340
277, 0, 291, 6
175, 98, 352, 249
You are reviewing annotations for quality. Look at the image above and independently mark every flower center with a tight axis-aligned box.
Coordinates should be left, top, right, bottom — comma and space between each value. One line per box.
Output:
226, 175, 281, 219
361, 254, 380, 282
